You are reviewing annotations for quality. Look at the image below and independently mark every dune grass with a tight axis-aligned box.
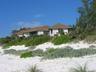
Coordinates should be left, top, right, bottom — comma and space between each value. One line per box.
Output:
20, 48, 96, 59
28, 65, 42, 72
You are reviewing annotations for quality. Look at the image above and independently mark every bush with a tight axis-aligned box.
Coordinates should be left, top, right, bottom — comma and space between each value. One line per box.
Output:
20, 49, 44, 58
20, 51, 32, 58
25, 35, 51, 46
52, 35, 71, 45
1, 35, 51, 47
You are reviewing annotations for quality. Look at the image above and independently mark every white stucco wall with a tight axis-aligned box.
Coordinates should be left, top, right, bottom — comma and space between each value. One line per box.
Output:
24, 33, 30, 37
49, 29, 59, 36
18, 35, 23, 37
49, 29, 69, 36
37, 31, 44, 35
63, 29, 68, 35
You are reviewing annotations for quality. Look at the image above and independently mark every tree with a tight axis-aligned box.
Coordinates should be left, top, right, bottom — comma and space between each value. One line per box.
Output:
75, 0, 96, 39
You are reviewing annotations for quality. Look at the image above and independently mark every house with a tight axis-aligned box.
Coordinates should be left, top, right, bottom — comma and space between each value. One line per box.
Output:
14, 24, 71, 37
49, 24, 70, 36
14, 26, 49, 37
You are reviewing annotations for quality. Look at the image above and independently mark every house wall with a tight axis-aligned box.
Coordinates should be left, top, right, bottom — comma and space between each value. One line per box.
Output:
49, 29, 59, 36
37, 31, 44, 35
49, 29, 68, 36
17, 33, 30, 38
17, 29, 69, 37
18, 35, 23, 37
24, 33, 30, 37
63, 29, 68, 35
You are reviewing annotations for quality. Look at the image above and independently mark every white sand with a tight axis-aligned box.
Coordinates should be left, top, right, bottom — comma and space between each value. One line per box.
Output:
0, 54, 96, 72
35, 41, 96, 51
0, 41, 96, 72
5, 45, 28, 51
2, 41, 96, 51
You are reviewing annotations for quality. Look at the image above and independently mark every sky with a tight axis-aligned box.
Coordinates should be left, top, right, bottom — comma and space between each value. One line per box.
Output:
0, 0, 82, 37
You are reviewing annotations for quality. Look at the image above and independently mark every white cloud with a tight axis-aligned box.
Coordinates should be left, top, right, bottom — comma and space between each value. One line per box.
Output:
33, 14, 44, 18
13, 21, 42, 30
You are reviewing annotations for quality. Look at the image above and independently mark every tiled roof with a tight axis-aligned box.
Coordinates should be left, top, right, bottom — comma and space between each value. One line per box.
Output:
52, 24, 70, 29
15, 24, 70, 35
15, 26, 49, 35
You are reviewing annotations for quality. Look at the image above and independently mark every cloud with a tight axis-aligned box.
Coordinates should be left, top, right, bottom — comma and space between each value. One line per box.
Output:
34, 14, 42, 18
33, 14, 44, 18
12, 21, 42, 30
11, 14, 44, 30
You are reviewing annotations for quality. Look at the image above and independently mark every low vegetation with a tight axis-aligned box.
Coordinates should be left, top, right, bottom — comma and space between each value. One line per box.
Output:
20, 49, 44, 58
70, 64, 95, 72
20, 51, 32, 58
25, 35, 51, 46
20, 48, 96, 59
0, 35, 52, 48
52, 35, 71, 45
28, 65, 42, 72
43, 48, 96, 59
0, 35, 72, 48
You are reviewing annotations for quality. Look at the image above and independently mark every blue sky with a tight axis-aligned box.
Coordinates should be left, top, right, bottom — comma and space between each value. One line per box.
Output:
0, 0, 82, 37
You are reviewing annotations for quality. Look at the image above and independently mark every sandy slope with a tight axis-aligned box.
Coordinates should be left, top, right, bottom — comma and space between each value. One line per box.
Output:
2, 41, 96, 51
0, 54, 96, 72
0, 41, 96, 72
35, 41, 96, 51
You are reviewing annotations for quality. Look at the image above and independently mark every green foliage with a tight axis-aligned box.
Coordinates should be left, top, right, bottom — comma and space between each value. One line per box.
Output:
52, 35, 71, 45
70, 64, 93, 72
20, 51, 32, 58
25, 35, 51, 46
74, 0, 96, 39
43, 48, 96, 59
4, 49, 28, 55
1, 35, 51, 48
20, 48, 96, 59
20, 49, 44, 58
0, 37, 11, 44
28, 65, 42, 72
32, 49, 44, 57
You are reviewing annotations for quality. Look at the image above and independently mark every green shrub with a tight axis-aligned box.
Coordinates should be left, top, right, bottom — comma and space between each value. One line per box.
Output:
25, 35, 51, 46
52, 35, 71, 45
20, 49, 44, 58
20, 51, 32, 58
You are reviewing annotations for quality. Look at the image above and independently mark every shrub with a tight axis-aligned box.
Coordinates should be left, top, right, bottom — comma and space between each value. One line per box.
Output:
20, 51, 32, 58
20, 49, 44, 58
25, 35, 51, 46
52, 35, 71, 45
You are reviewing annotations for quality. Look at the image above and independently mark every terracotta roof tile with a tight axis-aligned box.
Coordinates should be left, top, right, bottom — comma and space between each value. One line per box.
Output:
15, 26, 49, 35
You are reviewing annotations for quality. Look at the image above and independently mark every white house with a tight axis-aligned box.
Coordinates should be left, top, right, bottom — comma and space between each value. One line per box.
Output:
49, 24, 69, 36
14, 24, 71, 37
